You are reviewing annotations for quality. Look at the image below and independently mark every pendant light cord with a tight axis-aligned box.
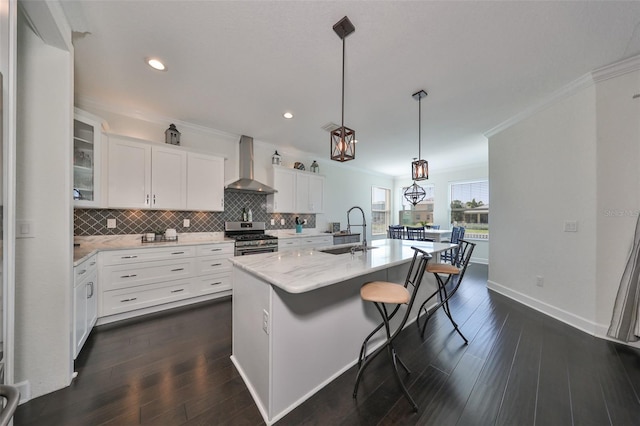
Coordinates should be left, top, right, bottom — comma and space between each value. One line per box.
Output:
418, 95, 421, 159
341, 37, 345, 132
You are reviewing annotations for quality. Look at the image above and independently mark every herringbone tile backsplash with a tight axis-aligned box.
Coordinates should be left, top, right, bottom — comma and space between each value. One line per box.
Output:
74, 192, 315, 236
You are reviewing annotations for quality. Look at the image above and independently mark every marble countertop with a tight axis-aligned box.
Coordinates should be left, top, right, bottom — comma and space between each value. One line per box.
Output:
229, 238, 455, 294
73, 233, 233, 265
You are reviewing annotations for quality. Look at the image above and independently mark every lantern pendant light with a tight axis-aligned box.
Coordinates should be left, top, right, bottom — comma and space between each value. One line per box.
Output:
411, 90, 428, 180
330, 16, 356, 162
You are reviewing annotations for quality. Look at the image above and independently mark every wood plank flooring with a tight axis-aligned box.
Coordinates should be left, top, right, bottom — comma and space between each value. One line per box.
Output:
15, 264, 640, 425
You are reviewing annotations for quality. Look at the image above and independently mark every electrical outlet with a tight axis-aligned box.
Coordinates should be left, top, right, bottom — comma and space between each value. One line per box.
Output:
536, 275, 544, 287
262, 309, 270, 334
564, 220, 578, 232
302, 219, 308, 225
183, 219, 190, 227
270, 219, 275, 226
106, 218, 116, 229
280, 218, 285, 226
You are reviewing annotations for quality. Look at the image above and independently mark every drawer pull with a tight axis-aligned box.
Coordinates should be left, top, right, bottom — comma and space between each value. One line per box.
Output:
171, 288, 184, 293
121, 297, 137, 302
171, 268, 185, 272
90, 261, 96, 266
78, 269, 87, 275
121, 255, 138, 259
210, 248, 222, 252
210, 263, 222, 267
210, 281, 222, 286
171, 251, 185, 255
120, 274, 138, 278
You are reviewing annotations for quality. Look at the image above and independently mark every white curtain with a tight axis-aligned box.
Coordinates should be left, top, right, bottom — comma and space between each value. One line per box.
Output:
608, 214, 640, 342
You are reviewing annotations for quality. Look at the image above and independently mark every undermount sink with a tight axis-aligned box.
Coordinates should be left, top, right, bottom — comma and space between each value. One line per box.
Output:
319, 245, 378, 255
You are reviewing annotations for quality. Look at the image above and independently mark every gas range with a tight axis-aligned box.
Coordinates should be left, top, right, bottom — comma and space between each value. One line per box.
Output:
225, 222, 278, 256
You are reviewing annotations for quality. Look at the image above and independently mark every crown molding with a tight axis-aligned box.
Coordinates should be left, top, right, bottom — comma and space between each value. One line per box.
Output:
592, 54, 640, 83
484, 73, 594, 138
75, 95, 240, 140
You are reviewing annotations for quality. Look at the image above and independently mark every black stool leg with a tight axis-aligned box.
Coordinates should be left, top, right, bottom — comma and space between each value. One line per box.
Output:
353, 302, 418, 411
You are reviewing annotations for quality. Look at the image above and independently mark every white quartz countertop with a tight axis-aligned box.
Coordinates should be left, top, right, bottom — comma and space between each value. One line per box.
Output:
73, 233, 232, 265
229, 238, 455, 293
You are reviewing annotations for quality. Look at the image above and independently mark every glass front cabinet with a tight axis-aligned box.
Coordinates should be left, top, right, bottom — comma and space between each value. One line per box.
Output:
73, 109, 103, 207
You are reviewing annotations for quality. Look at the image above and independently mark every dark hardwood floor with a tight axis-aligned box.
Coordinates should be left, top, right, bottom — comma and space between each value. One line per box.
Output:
15, 264, 640, 425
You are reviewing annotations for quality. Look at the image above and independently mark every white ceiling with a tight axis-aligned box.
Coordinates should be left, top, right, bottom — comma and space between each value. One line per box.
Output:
61, 1, 640, 177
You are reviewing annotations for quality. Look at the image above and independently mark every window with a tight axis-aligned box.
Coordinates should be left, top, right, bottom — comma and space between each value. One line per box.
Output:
371, 187, 391, 235
399, 184, 435, 227
450, 180, 489, 239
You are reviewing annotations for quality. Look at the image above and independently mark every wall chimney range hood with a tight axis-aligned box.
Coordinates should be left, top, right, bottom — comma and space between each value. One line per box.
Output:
225, 135, 277, 194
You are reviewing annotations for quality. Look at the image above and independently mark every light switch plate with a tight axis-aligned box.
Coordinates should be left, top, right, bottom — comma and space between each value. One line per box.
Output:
280, 218, 285, 225
183, 219, 190, 227
106, 218, 116, 229
270, 219, 275, 226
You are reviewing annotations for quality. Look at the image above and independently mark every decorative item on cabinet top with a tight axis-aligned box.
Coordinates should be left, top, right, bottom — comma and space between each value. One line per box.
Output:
165, 124, 181, 145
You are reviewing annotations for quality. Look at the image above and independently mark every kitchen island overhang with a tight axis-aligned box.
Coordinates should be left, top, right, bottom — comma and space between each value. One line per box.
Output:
229, 239, 455, 424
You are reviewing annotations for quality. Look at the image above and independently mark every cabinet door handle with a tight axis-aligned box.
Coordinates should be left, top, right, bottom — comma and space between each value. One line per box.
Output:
78, 269, 87, 275
153, 194, 156, 205
210, 263, 222, 267
171, 268, 185, 272
145, 194, 150, 205
120, 274, 137, 278
121, 297, 137, 302
87, 282, 94, 298
90, 261, 96, 266
171, 288, 184, 293
171, 251, 185, 255
121, 255, 138, 259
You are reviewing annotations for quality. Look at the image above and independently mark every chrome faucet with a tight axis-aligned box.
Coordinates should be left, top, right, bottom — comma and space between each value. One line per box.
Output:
347, 206, 367, 249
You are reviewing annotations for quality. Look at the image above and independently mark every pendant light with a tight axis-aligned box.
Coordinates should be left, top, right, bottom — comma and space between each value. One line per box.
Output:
404, 180, 427, 206
330, 16, 356, 162
411, 90, 428, 180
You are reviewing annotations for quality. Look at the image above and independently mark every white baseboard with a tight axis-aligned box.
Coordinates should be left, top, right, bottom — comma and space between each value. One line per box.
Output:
487, 280, 599, 336
16, 380, 31, 405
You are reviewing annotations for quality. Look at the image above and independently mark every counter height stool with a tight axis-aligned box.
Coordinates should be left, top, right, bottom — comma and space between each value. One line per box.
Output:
353, 247, 432, 411
417, 239, 476, 340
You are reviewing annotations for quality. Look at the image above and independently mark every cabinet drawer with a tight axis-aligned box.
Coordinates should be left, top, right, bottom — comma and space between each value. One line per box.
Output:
101, 278, 194, 316
101, 246, 195, 266
102, 258, 195, 291
75, 254, 98, 282
195, 243, 234, 257
196, 273, 232, 295
196, 256, 232, 276
278, 239, 300, 250
300, 236, 333, 247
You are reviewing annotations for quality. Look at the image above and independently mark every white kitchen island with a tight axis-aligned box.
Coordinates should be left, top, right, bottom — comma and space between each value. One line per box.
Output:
229, 239, 454, 424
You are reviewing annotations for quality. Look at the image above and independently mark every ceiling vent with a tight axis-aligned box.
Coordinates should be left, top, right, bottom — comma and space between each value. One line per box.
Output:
321, 122, 340, 133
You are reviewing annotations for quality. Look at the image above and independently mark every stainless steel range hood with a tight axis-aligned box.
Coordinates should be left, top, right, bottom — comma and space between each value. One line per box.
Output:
225, 135, 277, 194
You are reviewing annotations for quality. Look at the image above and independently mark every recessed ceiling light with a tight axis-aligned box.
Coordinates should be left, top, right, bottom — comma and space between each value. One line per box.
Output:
146, 58, 167, 71
283, 112, 294, 119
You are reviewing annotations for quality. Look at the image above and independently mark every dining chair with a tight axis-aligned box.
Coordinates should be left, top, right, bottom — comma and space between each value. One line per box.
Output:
416, 239, 476, 340
441, 226, 465, 262
354, 246, 432, 411
388, 225, 404, 239
405, 226, 426, 241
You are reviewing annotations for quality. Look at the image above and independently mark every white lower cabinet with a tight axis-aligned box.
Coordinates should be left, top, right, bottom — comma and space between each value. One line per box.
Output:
73, 254, 98, 359
98, 242, 234, 321
278, 235, 333, 251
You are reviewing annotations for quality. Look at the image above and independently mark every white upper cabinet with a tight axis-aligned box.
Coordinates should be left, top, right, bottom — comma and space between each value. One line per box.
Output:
187, 152, 225, 211
73, 108, 104, 208
107, 134, 225, 211
151, 146, 187, 209
267, 166, 296, 213
107, 137, 153, 209
267, 166, 324, 213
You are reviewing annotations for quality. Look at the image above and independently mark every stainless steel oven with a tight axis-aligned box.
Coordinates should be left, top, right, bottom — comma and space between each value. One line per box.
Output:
225, 221, 278, 256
